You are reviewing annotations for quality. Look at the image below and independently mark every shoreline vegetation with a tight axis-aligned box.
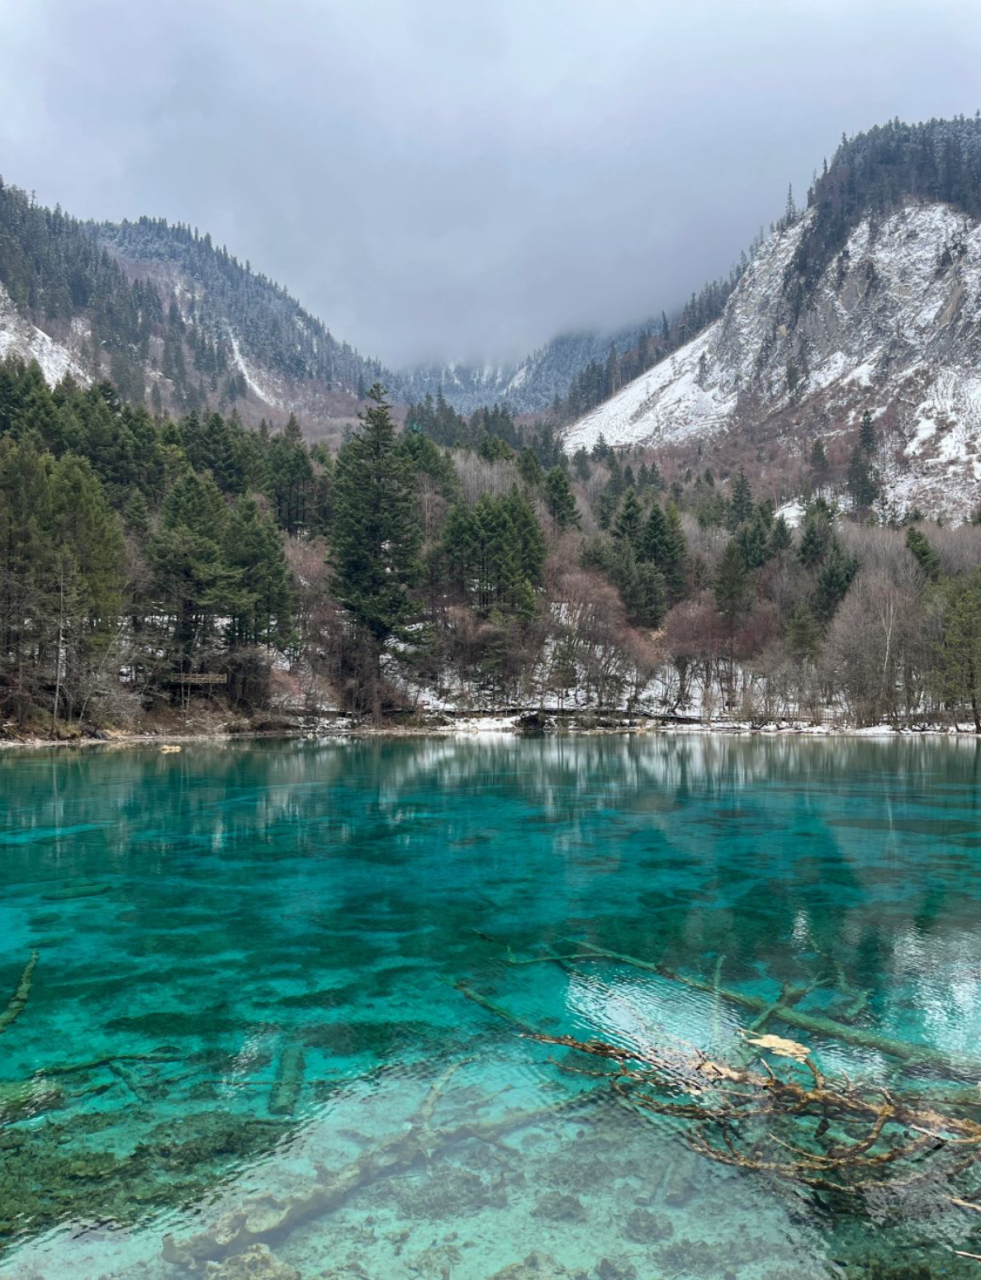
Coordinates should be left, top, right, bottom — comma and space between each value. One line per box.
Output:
4, 710, 981, 750
6, 363, 981, 745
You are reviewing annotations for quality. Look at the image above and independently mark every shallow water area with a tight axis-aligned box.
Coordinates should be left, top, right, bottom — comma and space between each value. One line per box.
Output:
2, 734, 981, 1279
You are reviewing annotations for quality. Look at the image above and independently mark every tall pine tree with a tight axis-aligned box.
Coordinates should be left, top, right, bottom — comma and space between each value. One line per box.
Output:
330, 385, 421, 719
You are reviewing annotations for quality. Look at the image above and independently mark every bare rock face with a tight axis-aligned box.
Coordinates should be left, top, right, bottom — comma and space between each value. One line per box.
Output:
203, 1244, 302, 1280
566, 201, 981, 520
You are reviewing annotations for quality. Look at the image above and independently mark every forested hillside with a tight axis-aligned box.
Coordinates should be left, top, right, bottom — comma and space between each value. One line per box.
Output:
0, 175, 748, 428
95, 216, 388, 400
0, 180, 389, 424
4, 352, 981, 737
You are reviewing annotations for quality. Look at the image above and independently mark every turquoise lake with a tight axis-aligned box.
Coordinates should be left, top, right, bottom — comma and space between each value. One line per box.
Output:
3, 734, 981, 1279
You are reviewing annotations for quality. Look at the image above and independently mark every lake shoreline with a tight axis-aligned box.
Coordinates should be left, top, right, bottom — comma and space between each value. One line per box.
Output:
2, 712, 979, 750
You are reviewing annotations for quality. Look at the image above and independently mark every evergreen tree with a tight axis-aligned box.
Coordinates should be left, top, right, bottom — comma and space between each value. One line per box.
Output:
813, 541, 858, 621
151, 470, 240, 668
735, 516, 769, 570
613, 542, 666, 629
767, 514, 793, 558
906, 526, 941, 582
715, 539, 750, 630
503, 489, 546, 590
938, 574, 981, 732
786, 603, 821, 664
267, 413, 314, 535
798, 513, 831, 568
728, 469, 754, 529
330, 386, 421, 717
641, 502, 688, 602
517, 446, 543, 488
543, 466, 580, 529
613, 488, 643, 549
847, 443, 878, 508
224, 496, 295, 647
859, 409, 876, 455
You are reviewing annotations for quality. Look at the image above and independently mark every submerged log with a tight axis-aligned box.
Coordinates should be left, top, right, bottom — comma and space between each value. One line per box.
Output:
268, 1045, 305, 1117
162, 1073, 595, 1267
0, 950, 38, 1037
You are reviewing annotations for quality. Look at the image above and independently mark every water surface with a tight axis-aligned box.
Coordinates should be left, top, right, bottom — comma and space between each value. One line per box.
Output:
2, 734, 981, 1278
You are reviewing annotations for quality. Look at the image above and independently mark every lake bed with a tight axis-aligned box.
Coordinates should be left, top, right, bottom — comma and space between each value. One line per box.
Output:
2, 735, 981, 1279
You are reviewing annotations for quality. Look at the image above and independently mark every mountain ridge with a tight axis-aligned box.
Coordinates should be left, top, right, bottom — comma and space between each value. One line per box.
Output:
565, 116, 981, 519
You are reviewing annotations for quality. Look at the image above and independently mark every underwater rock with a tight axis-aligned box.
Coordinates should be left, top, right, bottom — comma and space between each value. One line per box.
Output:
655, 1238, 720, 1275
594, 1259, 640, 1280
138, 1110, 288, 1170
0, 1077, 63, 1123
269, 1044, 305, 1116
623, 1206, 673, 1243
486, 1252, 582, 1280
203, 1244, 300, 1279
595, 1259, 637, 1280
533, 1190, 587, 1222
390, 1167, 508, 1218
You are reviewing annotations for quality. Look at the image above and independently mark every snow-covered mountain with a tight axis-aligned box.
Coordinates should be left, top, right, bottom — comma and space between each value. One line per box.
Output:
397, 326, 655, 414
566, 118, 981, 519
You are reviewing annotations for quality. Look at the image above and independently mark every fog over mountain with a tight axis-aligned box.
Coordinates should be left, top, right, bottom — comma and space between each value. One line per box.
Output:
3, 0, 981, 367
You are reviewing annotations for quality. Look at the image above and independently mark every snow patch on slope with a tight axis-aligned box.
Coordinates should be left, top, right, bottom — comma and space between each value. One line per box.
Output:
0, 283, 90, 385
564, 326, 735, 453
227, 330, 284, 410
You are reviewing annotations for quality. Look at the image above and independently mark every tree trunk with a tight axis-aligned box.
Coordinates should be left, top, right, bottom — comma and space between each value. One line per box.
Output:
371, 640, 383, 725
51, 565, 64, 738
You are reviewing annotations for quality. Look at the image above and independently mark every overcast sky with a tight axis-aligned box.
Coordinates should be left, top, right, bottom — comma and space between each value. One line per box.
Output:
1, 1, 980, 367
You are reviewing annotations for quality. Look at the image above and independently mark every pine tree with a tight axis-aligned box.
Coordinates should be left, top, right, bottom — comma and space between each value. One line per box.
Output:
813, 541, 858, 621
330, 386, 421, 718
906, 526, 941, 582
267, 413, 314, 535
503, 489, 546, 591
859, 409, 876, 455
152, 471, 239, 670
938, 573, 981, 732
609, 541, 665, 629
544, 466, 580, 529
798, 514, 831, 568
767, 514, 793, 558
517, 447, 543, 488
572, 447, 590, 481
735, 516, 769, 570
786, 603, 821, 663
715, 539, 750, 631
613, 488, 643, 549
224, 496, 295, 647
848, 443, 878, 508
641, 502, 688, 602
728, 469, 754, 529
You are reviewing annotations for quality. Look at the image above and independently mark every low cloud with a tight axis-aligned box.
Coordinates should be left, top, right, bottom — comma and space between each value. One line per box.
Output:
2, 0, 979, 366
